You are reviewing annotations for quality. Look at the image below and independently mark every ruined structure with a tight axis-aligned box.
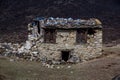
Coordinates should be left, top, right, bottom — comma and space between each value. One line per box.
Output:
27, 17, 102, 63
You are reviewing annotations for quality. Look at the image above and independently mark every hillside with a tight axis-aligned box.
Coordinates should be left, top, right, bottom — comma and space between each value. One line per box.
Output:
0, 0, 120, 43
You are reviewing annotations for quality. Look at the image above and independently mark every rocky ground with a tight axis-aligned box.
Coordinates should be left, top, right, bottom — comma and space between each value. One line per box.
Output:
0, 46, 120, 80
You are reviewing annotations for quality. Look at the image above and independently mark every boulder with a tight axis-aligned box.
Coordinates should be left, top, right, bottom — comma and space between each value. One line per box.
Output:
24, 41, 32, 50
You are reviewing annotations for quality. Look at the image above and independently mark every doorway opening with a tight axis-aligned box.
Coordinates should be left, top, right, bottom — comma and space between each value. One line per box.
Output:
61, 51, 70, 62
34, 21, 40, 34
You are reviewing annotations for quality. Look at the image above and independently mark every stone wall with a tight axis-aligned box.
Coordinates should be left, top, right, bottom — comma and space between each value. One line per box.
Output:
34, 29, 102, 62
74, 30, 102, 61
0, 26, 102, 64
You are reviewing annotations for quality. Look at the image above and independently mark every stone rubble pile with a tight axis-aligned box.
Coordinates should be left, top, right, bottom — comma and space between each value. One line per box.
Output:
0, 39, 67, 64
0, 43, 20, 57
0, 41, 41, 62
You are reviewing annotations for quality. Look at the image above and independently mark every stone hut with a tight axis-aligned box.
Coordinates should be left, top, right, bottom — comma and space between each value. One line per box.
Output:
28, 17, 102, 63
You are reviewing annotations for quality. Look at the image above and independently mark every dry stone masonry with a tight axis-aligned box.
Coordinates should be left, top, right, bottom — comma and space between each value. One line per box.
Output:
27, 17, 103, 63
0, 17, 103, 64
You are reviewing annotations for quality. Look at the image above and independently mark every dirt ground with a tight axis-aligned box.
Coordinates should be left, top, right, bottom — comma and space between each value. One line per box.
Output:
0, 46, 120, 80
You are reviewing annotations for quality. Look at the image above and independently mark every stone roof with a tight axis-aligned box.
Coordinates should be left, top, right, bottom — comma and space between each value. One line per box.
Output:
33, 17, 102, 29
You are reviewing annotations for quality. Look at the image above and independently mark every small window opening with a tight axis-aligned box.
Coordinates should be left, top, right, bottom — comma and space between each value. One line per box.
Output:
76, 29, 87, 43
44, 29, 56, 43
88, 28, 96, 35
61, 51, 70, 62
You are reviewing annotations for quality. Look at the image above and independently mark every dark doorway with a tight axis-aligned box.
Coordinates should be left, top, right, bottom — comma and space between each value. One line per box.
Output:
34, 21, 40, 34
61, 51, 70, 62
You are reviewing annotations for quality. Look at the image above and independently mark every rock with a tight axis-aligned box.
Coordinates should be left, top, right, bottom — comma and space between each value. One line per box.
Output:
18, 46, 25, 54
10, 59, 14, 62
52, 60, 61, 65
57, 66, 60, 69
28, 35, 35, 40
68, 55, 80, 63
41, 57, 48, 63
70, 71, 73, 74
46, 64, 51, 68
2, 44, 11, 50
42, 63, 46, 66
50, 65, 54, 69
32, 51, 38, 56
16, 57, 19, 60
67, 66, 71, 68
30, 58, 33, 61
24, 41, 32, 50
